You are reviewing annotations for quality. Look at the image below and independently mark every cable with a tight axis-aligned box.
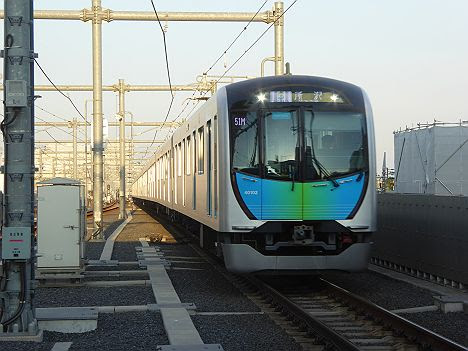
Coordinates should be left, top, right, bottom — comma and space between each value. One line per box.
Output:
35, 115, 86, 143
203, 0, 269, 76
35, 105, 87, 137
182, 0, 298, 122
35, 105, 71, 123
2, 263, 26, 329
143, 0, 272, 158
144, 0, 175, 157
33, 58, 86, 121
172, 0, 271, 127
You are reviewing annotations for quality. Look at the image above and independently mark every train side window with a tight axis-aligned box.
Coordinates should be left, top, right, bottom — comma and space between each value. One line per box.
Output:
198, 127, 204, 174
207, 121, 212, 216
193, 131, 197, 174
193, 131, 197, 210
177, 143, 182, 177
214, 116, 218, 218
186, 137, 191, 175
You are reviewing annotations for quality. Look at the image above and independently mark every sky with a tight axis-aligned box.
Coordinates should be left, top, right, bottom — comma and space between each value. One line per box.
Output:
1, 0, 468, 171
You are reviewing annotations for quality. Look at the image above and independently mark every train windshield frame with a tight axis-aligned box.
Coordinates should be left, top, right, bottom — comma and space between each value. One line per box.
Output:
230, 105, 368, 182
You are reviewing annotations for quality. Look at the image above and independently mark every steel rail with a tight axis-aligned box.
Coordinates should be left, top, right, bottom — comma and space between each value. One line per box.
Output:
244, 275, 361, 351
320, 278, 467, 351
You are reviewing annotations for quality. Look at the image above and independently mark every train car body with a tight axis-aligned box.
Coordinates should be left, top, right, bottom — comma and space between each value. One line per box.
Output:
133, 75, 376, 273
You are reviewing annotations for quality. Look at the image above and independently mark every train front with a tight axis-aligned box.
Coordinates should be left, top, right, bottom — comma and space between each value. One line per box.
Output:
221, 75, 376, 273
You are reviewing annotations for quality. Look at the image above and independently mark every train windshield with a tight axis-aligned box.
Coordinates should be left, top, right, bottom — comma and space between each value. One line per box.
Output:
231, 109, 367, 180
304, 111, 367, 180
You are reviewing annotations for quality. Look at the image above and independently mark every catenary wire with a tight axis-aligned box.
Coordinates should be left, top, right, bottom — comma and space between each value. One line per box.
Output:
143, 0, 271, 157
34, 58, 86, 121
144, 0, 175, 157
182, 0, 298, 122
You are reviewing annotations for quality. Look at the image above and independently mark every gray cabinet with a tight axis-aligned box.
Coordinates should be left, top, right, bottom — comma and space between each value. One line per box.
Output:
37, 178, 85, 271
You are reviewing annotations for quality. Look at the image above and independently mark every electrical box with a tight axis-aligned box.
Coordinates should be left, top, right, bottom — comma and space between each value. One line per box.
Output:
5, 80, 28, 107
1, 227, 31, 259
37, 178, 86, 271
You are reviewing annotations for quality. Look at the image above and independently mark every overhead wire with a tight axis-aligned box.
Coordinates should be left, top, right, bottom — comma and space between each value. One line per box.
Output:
143, 0, 271, 157
183, 0, 298, 121
35, 105, 87, 137
35, 115, 86, 143
144, 0, 175, 158
171, 0, 271, 128
33, 58, 86, 121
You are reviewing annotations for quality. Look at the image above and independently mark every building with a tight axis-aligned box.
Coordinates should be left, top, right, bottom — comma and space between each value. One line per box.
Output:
394, 122, 468, 195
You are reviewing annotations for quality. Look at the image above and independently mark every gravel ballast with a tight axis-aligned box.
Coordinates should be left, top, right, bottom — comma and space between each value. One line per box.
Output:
402, 311, 468, 347
84, 241, 105, 260
111, 241, 139, 261
167, 269, 259, 312
321, 271, 435, 310
193, 314, 299, 351
35, 286, 155, 307
1, 312, 169, 351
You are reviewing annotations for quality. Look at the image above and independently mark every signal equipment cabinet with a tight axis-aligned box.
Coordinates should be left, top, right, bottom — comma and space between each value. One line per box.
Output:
37, 178, 86, 272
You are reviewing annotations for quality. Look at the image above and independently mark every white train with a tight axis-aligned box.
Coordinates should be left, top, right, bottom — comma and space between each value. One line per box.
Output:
132, 75, 376, 273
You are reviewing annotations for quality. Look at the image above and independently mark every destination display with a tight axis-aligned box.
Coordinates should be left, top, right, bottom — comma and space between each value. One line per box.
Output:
267, 90, 345, 103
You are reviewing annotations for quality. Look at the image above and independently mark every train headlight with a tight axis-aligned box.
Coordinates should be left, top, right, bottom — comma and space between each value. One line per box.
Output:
330, 94, 339, 102
256, 92, 267, 103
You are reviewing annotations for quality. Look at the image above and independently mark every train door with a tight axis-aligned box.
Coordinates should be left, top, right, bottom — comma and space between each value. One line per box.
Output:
261, 109, 302, 220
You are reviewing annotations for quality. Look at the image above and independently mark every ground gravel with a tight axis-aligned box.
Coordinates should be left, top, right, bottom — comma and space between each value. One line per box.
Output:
193, 314, 299, 351
84, 241, 105, 260
0, 312, 168, 351
167, 269, 259, 312
402, 311, 468, 347
321, 270, 435, 310
35, 286, 155, 307
111, 241, 139, 261
103, 218, 124, 239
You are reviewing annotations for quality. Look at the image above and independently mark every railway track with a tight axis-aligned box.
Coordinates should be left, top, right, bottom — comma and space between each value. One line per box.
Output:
244, 275, 467, 351
86, 202, 119, 217
141, 207, 467, 351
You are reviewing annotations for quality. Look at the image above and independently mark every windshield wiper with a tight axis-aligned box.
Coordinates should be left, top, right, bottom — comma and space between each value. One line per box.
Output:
312, 157, 340, 188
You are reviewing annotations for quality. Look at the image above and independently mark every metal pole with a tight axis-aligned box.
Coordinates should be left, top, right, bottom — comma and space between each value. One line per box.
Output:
118, 79, 126, 219
92, 0, 103, 239
72, 117, 77, 179
84, 100, 89, 205
129, 111, 133, 195
274, 1, 284, 75
0, 9, 274, 23
261, 57, 275, 77
0, 0, 40, 339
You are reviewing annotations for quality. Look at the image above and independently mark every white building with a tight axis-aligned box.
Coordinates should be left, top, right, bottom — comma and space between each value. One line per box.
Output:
394, 123, 468, 195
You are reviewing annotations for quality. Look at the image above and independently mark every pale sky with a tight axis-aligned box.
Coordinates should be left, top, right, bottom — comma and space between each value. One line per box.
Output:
1, 0, 467, 171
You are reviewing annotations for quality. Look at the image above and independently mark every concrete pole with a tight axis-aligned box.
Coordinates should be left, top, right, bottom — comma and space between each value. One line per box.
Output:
0, 0, 40, 338
274, 1, 284, 75
72, 117, 78, 179
92, 0, 103, 239
118, 79, 126, 219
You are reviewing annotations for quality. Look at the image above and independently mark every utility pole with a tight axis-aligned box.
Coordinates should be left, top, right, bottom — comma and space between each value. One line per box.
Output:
92, 0, 104, 239
0, 0, 41, 340
118, 79, 126, 219
274, 1, 284, 75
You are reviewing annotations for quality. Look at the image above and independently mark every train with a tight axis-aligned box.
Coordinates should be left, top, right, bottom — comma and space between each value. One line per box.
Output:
132, 75, 376, 273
